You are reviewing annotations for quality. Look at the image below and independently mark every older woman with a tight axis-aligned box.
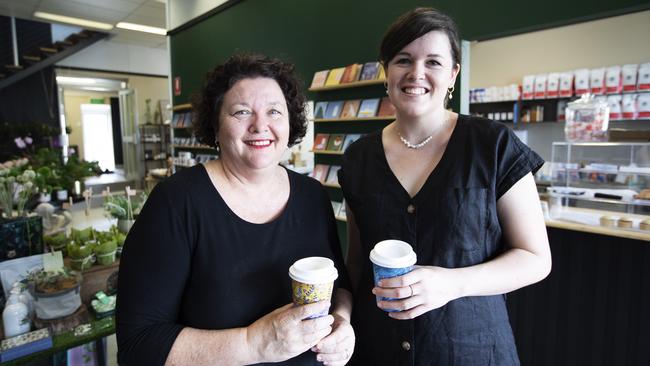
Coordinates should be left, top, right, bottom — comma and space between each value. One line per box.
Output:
117, 54, 354, 366
339, 8, 551, 365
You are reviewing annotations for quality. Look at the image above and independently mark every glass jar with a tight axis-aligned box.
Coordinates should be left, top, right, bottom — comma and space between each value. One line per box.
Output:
564, 93, 610, 142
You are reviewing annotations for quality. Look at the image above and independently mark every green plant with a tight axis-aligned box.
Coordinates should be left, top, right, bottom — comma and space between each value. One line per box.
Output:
104, 192, 148, 220
27, 268, 80, 294
67, 242, 96, 270
0, 167, 37, 217
94, 240, 117, 265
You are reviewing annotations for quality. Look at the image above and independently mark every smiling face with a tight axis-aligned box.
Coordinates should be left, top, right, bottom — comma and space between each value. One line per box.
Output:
217, 77, 290, 172
385, 30, 460, 120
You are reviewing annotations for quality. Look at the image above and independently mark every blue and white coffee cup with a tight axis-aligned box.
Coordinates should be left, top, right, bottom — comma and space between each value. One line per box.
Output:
370, 240, 417, 312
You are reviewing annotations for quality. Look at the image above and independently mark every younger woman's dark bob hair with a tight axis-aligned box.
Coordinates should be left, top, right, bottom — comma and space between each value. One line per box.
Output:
379, 7, 461, 67
192, 54, 307, 149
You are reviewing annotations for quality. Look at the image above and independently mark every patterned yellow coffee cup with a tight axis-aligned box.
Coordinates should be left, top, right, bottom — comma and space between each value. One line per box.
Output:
289, 257, 338, 318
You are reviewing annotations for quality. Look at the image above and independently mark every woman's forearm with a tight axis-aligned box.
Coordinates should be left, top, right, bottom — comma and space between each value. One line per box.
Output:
165, 327, 257, 366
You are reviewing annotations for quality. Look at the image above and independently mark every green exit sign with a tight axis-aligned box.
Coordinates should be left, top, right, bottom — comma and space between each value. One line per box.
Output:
90, 98, 105, 104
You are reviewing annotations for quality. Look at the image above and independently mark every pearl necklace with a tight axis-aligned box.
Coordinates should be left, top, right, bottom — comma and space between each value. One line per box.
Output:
397, 132, 433, 149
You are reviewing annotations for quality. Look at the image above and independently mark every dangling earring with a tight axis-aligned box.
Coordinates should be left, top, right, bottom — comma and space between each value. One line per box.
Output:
384, 81, 389, 95
447, 86, 455, 100
214, 137, 221, 153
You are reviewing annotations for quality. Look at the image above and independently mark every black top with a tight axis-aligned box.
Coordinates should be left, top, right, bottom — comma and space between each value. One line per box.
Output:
116, 165, 349, 366
339, 115, 544, 366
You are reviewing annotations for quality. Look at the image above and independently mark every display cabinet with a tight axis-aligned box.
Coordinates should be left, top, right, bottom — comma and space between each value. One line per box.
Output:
547, 142, 650, 235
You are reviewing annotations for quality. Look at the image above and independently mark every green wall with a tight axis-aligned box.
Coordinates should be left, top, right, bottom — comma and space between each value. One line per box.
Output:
170, 0, 650, 105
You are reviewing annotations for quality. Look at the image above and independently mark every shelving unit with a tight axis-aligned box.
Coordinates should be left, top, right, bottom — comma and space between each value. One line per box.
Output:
139, 124, 170, 183
170, 104, 218, 172
310, 72, 392, 247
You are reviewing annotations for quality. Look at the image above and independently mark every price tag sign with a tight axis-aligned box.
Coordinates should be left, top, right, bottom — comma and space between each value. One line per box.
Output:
126, 186, 135, 196
82, 190, 92, 199
43, 251, 64, 272
102, 187, 110, 197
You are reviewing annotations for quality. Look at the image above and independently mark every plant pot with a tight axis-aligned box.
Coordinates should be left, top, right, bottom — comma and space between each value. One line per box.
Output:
69, 255, 95, 271
30, 282, 81, 320
55, 190, 68, 201
96, 250, 116, 265
117, 219, 135, 234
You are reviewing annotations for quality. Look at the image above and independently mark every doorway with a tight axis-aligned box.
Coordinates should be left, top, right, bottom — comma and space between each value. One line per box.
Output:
80, 104, 115, 172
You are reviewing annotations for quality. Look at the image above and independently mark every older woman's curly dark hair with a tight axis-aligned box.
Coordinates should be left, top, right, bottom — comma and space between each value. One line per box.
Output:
192, 54, 308, 149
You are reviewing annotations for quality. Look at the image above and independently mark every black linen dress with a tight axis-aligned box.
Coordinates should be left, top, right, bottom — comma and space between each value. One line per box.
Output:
339, 115, 544, 366
116, 165, 349, 365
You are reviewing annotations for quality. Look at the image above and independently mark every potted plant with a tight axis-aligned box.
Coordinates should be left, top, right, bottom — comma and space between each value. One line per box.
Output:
0, 166, 37, 218
66, 242, 95, 271
27, 269, 82, 320
104, 192, 147, 233
44, 231, 70, 254
93, 239, 117, 265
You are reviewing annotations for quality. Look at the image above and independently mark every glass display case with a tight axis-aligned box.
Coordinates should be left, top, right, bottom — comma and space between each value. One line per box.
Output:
548, 142, 650, 233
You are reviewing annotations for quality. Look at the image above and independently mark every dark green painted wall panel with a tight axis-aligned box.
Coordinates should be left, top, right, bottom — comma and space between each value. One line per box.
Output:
171, 0, 650, 105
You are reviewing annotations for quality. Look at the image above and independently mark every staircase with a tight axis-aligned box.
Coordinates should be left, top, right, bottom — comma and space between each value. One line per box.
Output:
0, 29, 108, 91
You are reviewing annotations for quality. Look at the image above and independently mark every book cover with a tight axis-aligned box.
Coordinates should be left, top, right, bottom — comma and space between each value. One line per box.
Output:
310, 70, 330, 88
326, 134, 345, 151
175, 113, 185, 128
337, 199, 347, 219
357, 98, 380, 117
313, 133, 330, 150
324, 101, 344, 119
340, 64, 361, 83
314, 101, 328, 119
331, 201, 342, 215
340, 100, 361, 118
182, 112, 192, 127
342, 133, 362, 151
326, 165, 341, 185
325, 67, 345, 86
0, 328, 53, 362
310, 164, 330, 183
359, 62, 380, 81
377, 64, 386, 80
377, 97, 396, 117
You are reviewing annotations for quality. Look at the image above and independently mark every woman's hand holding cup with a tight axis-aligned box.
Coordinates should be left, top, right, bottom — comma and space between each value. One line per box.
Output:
246, 301, 334, 363
373, 265, 462, 319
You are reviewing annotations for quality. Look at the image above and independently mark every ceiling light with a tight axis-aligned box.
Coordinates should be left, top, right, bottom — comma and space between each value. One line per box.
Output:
81, 87, 111, 92
116, 22, 166, 35
56, 76, 97, 84
34, 11, 113, 30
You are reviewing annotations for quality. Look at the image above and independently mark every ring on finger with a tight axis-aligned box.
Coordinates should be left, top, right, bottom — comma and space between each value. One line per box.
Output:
409, 284, 414, 297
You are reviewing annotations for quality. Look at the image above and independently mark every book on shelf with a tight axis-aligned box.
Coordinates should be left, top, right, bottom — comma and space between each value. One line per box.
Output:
313, 133, 330, 151
325, 165, 341, 185
175, 113, 185, 128
331, 201, 342, 216
340, 100, 361, 118
324, 101, 344, 119
359, 62, 380, 81
377, 64, 386, 80
172, 113, 181, 127
357, 98, 380, 117
377, 97, 396, 117
182, 112, 192, 127
337, 199, 347, 219
311, 70, 330, 88
340, 64, 361, 84
325, 67, 346, 86
310, 164, 330, 183
326, 134, 345, 151
342, 133, 362, 151
0, 328, 53, 362
314, 101, 328, 119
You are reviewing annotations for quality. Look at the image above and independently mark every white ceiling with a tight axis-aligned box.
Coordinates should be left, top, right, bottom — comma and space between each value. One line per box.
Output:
0, 0, 167, 49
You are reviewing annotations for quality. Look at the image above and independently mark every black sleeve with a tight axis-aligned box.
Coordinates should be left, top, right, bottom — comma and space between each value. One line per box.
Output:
495, 127, 545, 199
116, 180, 192, 365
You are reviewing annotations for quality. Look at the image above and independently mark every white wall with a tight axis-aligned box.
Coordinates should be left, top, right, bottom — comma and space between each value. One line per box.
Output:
168, 0, 228, 30
56, 40, 169, 76
470, 10, 650, 88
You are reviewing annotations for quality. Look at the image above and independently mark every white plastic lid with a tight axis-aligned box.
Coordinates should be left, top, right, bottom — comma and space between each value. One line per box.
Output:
369, 240, 417, 268
289, 257, 338, 284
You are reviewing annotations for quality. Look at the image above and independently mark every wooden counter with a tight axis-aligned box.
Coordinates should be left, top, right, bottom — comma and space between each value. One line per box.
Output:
544, 206, 650, 242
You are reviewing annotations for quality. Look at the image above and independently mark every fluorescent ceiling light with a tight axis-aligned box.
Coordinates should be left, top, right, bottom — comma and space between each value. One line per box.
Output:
116, 22, 166, 35
56, 76, 97, 84
81, 87, 111, 92
34, 11, 113, 30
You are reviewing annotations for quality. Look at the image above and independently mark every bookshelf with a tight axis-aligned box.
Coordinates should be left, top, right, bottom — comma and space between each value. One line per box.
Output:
140, 124, 170, 184
309, 65, 393, 244
170, 104, 218, 171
